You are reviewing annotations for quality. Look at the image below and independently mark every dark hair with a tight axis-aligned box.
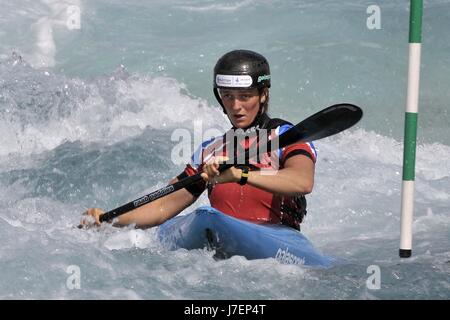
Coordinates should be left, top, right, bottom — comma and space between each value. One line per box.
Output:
258, 87, 270, 114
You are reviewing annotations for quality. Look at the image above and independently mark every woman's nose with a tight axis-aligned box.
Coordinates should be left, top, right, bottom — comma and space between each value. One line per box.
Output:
230, 97, 243, 109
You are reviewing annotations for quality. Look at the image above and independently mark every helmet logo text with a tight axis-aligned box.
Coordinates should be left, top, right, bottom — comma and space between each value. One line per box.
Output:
216, 74, 253, 88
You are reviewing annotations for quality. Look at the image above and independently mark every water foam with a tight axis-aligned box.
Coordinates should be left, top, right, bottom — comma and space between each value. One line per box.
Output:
0, 55, 226, 158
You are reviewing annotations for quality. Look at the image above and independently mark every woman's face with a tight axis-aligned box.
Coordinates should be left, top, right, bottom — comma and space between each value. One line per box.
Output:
219, 88, 265, 128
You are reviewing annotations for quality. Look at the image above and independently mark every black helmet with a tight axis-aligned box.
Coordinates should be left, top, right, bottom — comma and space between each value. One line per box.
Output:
213, 50, 271, 110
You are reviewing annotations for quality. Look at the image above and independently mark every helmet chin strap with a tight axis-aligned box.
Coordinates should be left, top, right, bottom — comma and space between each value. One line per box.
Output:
213, 88, 226, 113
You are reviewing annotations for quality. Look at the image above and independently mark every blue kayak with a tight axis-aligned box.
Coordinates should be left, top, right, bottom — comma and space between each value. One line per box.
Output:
158, 206, 334, 268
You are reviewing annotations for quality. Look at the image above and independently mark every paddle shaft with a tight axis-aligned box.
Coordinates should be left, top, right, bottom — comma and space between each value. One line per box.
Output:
100, 170, 223, 222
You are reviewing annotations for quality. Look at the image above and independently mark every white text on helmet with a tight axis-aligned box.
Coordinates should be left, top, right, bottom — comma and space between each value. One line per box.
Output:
216, 74, 253, 88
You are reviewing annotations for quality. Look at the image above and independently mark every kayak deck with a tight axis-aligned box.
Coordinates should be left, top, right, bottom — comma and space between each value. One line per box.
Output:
158, 206, 335, 268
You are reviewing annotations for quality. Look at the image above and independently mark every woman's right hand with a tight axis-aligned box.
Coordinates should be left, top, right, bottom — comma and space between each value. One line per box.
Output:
79, 208, 105, 228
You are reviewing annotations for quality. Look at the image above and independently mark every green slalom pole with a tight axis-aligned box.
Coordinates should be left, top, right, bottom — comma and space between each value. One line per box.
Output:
400, 0, 423, 258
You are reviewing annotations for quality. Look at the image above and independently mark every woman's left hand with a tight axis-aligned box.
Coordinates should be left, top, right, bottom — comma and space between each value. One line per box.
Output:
200, 156, 241, 184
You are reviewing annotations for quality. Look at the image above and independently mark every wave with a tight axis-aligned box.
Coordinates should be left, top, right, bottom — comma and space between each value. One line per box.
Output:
0, 54, 227, 157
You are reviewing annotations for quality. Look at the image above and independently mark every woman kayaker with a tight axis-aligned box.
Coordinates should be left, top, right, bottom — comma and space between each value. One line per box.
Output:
81, 50, 317, 230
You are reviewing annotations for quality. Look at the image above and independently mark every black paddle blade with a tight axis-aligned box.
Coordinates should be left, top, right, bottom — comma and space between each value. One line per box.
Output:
278, 103, 363, 147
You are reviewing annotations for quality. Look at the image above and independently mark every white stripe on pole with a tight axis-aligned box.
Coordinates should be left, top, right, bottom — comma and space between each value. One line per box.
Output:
400, 181, 415, 250
406, 43, 422, 113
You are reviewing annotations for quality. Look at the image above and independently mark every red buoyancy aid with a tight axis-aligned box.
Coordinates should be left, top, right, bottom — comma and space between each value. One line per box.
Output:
178, 113, 317, 230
